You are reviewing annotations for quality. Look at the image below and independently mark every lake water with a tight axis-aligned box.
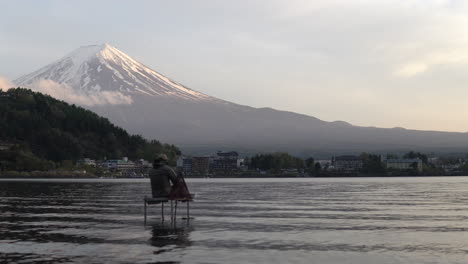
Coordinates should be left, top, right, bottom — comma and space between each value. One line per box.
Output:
1, 177, 468, 264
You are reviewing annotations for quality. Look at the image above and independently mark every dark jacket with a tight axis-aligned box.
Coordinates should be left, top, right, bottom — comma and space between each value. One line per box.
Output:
149, 164, 178, 197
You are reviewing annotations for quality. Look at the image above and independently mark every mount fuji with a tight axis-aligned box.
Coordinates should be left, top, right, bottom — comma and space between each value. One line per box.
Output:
15, 44, 213, 101
15, 44, 468, 156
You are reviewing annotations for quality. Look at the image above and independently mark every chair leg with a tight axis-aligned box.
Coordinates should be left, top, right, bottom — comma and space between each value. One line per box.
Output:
171, 200, 173, 221
161, 202, 165, 222
144, 200, 147, 225
174, 201, 178, 221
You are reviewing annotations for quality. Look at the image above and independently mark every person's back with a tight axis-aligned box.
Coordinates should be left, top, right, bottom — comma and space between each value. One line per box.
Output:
149, 155, 177, 198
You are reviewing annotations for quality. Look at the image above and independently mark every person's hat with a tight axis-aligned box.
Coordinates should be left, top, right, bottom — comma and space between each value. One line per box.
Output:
155, 154, 169, 162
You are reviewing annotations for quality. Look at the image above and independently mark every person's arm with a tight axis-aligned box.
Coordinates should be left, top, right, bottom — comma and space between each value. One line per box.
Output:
166, 166, 178, 185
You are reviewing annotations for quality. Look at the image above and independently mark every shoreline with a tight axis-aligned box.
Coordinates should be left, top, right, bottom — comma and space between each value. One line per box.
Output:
1, 174, 467, 180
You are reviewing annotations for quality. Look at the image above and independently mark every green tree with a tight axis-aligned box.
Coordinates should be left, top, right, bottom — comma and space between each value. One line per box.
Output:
249, 152, 304, 172
314, 162, 322, 175
305, 157, 315, 174
360, 152, 386, 175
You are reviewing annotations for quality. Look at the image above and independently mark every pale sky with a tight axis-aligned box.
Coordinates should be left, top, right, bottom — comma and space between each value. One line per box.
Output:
1, 0, 468, 132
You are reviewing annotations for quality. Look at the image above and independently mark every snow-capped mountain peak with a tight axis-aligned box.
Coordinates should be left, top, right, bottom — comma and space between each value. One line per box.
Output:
15, 44, 213, 101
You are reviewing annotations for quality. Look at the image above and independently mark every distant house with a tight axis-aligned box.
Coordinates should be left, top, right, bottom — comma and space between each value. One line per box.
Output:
386, 159, 423, 172
77, 158, 96, 167
103, 157, 136, 172
136, 159, 151, 168
192, 156, 210, 175
176, 157, 183, 168
211, 151, 239, 173
177, 156, 193, 174
333, 155, 363, 172
237, 158, 247, 171
0, 141, 13, 151
135, 159, 152, 172
441, 163, 461, 173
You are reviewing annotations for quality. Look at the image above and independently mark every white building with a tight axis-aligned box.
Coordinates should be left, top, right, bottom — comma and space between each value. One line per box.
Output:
136, 159, 152, 169
177, 156, 193, 174
103, 158, 136, 172
386, 159, 423, 172
237, 158, 245, 168
77, 158, 96, 167
333, 156, 363, 172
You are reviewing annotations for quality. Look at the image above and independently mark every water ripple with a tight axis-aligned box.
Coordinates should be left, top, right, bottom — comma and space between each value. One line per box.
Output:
1, 177, 468, 263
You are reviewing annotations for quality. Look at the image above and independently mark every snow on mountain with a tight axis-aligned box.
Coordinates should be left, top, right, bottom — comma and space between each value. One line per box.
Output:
14, 44, 213, 101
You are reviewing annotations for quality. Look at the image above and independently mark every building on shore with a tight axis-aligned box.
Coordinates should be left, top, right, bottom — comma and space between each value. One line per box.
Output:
176, 151, 244, 175
192, 156, 210, 175
177, 156, 193, 174
237, 158, 247, 171
332, 155, 363, 172
102, 157, 136, 172
211, 151, 239, 173
0, 141, 13, 151
386, 159, 423, 172
76, 158, 96, 167
135, 159, 152, 173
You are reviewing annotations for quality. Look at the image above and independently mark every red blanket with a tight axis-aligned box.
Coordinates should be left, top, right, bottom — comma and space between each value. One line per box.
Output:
168, 177, 193, 200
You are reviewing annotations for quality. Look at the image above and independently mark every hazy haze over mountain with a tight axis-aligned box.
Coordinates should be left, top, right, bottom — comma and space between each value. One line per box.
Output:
14, 44, 468, 156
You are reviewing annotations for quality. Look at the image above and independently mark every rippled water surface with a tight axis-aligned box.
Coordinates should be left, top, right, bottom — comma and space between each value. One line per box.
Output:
1, 177, 468, 263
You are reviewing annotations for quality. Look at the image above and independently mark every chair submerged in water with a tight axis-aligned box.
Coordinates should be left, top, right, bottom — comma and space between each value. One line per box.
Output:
144, 177, 194, 224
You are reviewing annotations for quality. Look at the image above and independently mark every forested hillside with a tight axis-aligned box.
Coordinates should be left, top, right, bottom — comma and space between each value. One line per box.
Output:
0, 88, 180, 171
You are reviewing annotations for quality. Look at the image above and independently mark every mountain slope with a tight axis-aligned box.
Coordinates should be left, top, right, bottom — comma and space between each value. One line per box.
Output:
14, 44, 468, 156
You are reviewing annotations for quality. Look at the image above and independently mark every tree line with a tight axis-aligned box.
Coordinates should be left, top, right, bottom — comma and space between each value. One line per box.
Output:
247, 152, 320, 175
246, 151, 468, 176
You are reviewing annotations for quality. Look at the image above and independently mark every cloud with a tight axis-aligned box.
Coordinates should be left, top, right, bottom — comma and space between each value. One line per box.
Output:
29, 79, 133, 106
394, 50, 468, 77
394, 63, 429, 77
0, 76, 14, 91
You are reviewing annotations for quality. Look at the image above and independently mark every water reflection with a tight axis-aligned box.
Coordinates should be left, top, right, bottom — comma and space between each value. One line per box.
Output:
149, 222, 193, 249
0, 253, 78, 264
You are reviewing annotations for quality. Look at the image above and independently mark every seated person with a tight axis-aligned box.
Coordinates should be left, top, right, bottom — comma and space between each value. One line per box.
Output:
149, 154, 177, 198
